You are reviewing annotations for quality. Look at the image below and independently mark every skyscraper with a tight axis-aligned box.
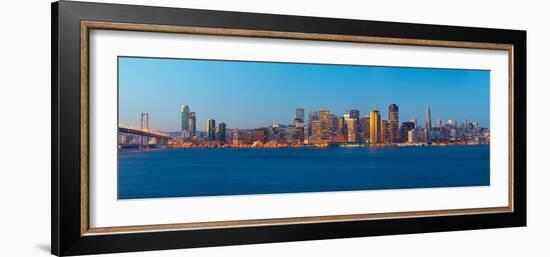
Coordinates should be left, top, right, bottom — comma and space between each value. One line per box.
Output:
307, 111, 319, 137
360, 116, 370, 142
319, 110, 331, 140
370, 110, 381, 144
348, 109, 360, 132
206, 119, 216, 141
216, 122, 226, 142
347, 118, 358, 142
181, 105, 190, 132
187, 112, 196, 136
296, 108, 305, 122
380, 120, 389, 143
388, 104, 399, 143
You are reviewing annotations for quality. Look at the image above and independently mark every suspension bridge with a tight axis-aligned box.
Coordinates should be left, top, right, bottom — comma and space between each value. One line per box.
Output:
118, 113, 174, 148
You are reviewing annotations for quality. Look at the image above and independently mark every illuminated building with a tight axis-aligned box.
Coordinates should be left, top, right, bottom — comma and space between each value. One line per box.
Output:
388, 104, 399, 143
360, 116, 370, 142
381, 120, 389, 143
319, 110, 331, 141
347, 118, 358, 142
311, 120, 322, 143
187, 112, 196, 136
307, 111, 319, 137
181, 105, 190, 133
369, 110, 381, 144
348, 109, 360, 133
253, 128, 268, 143
338, 117, 347, 138
216, 122, 226, 142
206, 119, 216, 140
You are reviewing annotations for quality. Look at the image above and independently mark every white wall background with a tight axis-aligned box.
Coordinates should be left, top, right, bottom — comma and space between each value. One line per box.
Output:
0, 0, 548, 256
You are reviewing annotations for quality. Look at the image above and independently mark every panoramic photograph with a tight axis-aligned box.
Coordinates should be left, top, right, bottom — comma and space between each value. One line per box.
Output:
117, 56, 490, 200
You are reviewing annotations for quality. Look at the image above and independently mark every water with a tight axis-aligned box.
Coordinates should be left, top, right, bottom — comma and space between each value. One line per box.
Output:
118, 145, 489, 199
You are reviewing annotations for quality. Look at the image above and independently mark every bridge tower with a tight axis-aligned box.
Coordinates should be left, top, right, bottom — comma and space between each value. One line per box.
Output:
140, 113, 150, 149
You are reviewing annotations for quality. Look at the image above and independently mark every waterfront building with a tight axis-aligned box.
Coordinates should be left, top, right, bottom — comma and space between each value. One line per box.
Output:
360, 116, 370, 142
388, 104, 399, 143
347, 118, 358, 142
253, 128, 268, 143
206, 119, 216, 140
181, 105, 190, 133
296, 108, 305, 122
307, 111, 319, 137
400, 121, 415, 141
408, 129, 415, 143
231, 129, 239, 144
187, 112, 196, 136
311, 120, 322, 143
348, 109, 360, 132
319, 110, 331, 141
381, 120, 389, 143
329, 114, 339, 133
216, 122, 226, 142
337, 117, 347, 138
369, 110, 381, 144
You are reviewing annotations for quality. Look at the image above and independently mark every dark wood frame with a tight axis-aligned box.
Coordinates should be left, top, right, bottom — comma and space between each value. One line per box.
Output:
52, 1, 526, 256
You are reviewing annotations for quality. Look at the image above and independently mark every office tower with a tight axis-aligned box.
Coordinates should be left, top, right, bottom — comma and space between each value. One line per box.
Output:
347, 118, 358, 142
471, 121, 479, 129
329, 114, 339, 133
388, 104, 399, 143
426, 104, 432, 130
369, 110, 381, 144
187, 112, 196, 136
437, 119, 444, 128
381, 120, 389, 143
319, 110, 331, 140
348, 109, 360, 132
408, 129, 415, 143
311, 120, 322, 142
181, 105, 190, 132
307, 111, 319, 137
360, 116, 370, 142
338, 117, 347, 137
206, 119, 216, 140
296, 108, 305, 122
216, 122, 226, 142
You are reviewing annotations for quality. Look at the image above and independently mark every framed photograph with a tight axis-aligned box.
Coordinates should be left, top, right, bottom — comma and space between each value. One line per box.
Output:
52, 1, 526, 256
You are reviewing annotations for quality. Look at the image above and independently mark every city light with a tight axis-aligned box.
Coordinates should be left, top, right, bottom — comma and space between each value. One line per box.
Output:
118, 104, 490, 149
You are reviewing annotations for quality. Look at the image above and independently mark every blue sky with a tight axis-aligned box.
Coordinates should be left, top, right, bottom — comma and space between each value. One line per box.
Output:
118, 57, 489, 132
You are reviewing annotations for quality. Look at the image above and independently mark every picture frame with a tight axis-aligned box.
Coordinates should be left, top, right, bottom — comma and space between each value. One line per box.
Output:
52, 1, 526, 256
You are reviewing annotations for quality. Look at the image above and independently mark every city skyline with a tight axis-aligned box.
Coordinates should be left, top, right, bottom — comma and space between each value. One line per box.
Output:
119, 57, 490, 132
